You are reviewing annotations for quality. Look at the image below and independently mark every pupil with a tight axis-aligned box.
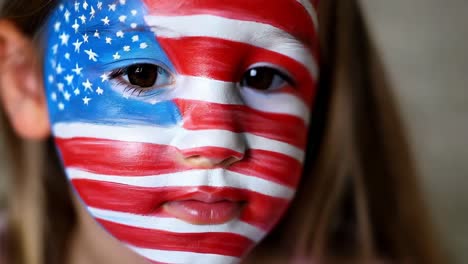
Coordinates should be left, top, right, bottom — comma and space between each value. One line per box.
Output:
243, 67, 275, 91
128, 64, 159, 88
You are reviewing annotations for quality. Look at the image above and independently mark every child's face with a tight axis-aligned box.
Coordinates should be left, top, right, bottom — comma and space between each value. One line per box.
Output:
44, 0, 318, 262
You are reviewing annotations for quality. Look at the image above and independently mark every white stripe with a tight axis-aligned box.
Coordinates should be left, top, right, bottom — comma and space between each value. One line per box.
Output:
145, 14, 318, 78
89, 207, 266, 242
53, 122, 305, 162
174, 76, 311, 125
67, 168, 296, 200
296, 0, 319, 32
128, 245, 240, 264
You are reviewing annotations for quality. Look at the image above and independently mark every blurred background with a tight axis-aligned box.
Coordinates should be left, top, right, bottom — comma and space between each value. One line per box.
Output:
361, 0, 468, 262
0, 0, 467, 262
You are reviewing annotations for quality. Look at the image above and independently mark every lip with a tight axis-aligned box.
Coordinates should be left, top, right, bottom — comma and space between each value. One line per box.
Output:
159, 187, 247, 225
163, 200, 244, 225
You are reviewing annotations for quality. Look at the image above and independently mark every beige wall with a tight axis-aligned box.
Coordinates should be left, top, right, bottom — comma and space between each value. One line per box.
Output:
0, 0, 467, 262
362, 0, 468, 262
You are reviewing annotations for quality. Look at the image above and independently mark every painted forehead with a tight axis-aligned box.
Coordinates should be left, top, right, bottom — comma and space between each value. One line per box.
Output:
51, 0, 318, 45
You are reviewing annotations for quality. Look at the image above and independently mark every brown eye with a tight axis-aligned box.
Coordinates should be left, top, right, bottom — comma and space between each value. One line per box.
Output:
127, 64, 162, 88
240, 67, 293, 91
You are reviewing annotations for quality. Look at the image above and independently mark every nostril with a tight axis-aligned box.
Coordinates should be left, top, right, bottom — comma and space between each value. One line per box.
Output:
179, 147, 244, 168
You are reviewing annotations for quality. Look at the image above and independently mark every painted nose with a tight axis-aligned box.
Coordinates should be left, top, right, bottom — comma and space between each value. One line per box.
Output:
172, 81, 247, 168
181, 148, 244, 168
173, 126, 247, 169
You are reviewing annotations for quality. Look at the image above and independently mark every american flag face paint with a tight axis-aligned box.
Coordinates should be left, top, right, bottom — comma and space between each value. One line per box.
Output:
44, 0, 319, 263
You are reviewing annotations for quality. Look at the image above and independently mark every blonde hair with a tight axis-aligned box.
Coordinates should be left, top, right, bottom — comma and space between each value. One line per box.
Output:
1, 0, 445, 263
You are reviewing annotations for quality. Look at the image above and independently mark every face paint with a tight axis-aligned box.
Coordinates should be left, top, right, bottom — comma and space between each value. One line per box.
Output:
44, 0, 319, 263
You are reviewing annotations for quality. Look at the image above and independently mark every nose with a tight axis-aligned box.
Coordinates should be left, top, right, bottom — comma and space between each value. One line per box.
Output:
172, 124, 247, 169
171, 80, 247, 168
181, 148, 244, 168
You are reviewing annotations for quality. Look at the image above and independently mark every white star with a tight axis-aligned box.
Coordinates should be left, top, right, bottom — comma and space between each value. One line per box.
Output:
51, 92, 57, 101
56, 64, 65, 74
97, 1, 103, 9
100, 73, 109, 82
82, 1, 88, 10
65, 74, 74, 85
108, 4, 116, 11
119, 15, 127, 23
113, 52, 121, 60
59, 32, 70, 46
105, 37, 112, 44
83, 96, 92, 105
123, 45, 130, 52
54, 22, 61, 32
64, 91, 71, 101
74, 88, 81, 95
119, 0, 126, 5
65, 53, 71, 60
82, 79, 93, 92
93, 30, 100, 38
96, 87, 104, 95
72, 19, 80, 33
82, 33, 89, 43
57, 83, 65, 92
132, 35, 139, 42
73, 39, 83, 53
90, 6, 96, 19
116, 30, 124, 38
79, 15, 87, 24
140, 42, 148, 49
58, 102, 65, 111
101, 16, 110, 25
72, 64, 83, 75
48, 75, 54, 83
74, 1, 80, 11
130, 23, 137, 29
131, 9, 138, 16
64, 9, 71, 22
50, 59, 57, 69
52, 44, 59, 54
84, 49, 99, 62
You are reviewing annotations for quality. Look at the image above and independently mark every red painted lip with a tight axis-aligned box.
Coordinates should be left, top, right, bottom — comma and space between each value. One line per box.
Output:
163, 200, 244, 225
160, 188, 247, 225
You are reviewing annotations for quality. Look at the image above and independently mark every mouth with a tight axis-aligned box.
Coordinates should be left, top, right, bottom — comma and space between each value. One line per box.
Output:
161, 188, 247, 225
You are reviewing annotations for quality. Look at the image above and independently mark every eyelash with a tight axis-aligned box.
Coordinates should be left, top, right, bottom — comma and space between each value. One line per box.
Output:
109, 68, 140, 96
108, 64, 174, 97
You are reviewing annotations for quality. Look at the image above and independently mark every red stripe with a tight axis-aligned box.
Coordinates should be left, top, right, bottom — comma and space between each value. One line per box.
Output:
175, 99, 308, 148
56, 138, 189, 176
143, 0, 318, 48
97, 219, 254, 257
72, 181, 289, 230
158, 37, 317, 105
57, 138, 302, 187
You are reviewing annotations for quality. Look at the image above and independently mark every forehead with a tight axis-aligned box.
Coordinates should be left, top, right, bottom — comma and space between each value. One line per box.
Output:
143, 0, 317, 44
54, 0, 317, 45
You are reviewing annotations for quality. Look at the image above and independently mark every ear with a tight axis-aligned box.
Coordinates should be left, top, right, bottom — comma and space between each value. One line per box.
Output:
0, 20, 50, 139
